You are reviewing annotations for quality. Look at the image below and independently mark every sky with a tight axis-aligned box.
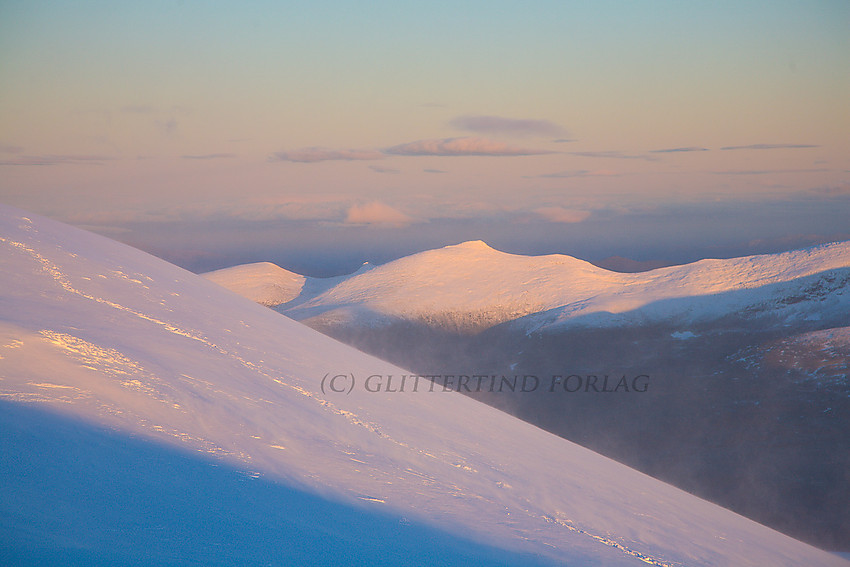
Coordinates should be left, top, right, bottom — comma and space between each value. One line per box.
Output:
1, 0, 848, 276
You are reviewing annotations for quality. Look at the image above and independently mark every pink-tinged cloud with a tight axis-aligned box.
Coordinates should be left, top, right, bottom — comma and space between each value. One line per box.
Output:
121, 105, 155, 114
449, 115, 566, 138
368, 165, 401, 174
533, 206, 591, 223
0, 144, 24, 153
570, 151, 657, 161
63, 196, 352, 226
710, 168, 828, 175
720, 143, 819, 151
650, 147, 709, 153
344, 202, 415, 227
384, 137, 555, 157
269, 147, 384, 163
0, 154, 116, 166
537, 169, 619, 179
158, 117, 178, 137
181, 153, 236, 160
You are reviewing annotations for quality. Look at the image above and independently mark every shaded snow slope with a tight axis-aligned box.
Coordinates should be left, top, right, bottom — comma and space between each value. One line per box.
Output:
202, 261, 305, 306
736, 325, 850, 387
1, 206, 846, 566
254, 240, 850, 332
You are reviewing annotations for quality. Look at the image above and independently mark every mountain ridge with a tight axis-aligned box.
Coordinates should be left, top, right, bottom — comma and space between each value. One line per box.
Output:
202, 237, 850, 549
203, 239, 850, 333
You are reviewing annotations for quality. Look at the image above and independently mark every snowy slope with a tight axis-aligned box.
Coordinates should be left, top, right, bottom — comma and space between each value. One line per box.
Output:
202, 261, 305, 306
239, 240, 850, 332
1, 206, 847, 566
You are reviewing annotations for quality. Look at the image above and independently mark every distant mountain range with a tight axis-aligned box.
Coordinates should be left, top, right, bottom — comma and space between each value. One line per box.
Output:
204, 239, 850, 550
205, 239, 850, 334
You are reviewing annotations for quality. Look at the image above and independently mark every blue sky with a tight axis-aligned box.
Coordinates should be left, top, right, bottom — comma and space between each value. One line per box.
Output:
1, 1, 848, 274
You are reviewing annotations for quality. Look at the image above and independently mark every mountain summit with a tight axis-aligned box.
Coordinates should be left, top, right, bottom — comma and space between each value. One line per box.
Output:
203, 261, 306, 306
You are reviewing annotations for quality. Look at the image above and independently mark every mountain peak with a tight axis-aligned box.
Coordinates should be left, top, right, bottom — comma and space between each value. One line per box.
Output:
451, 239, 495, 251
202, 261, 305, 306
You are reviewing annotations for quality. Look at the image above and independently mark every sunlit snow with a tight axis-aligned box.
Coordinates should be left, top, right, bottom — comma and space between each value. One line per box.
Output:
208, 239, 850, 334
2, 205, 846, 566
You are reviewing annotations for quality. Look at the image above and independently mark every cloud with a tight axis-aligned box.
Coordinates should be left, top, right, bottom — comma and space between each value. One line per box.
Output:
650, 147, 709, 153
533, 207, 591, 223
158, 117, 178, 137
0, 143, 23, 154
710, 168, 828, 175
569, 151, 657, 161
553, 138, 577, 144
63, 209, 179, 225
73, 224, 134, 236
449, 115, 566, 138
537, 169, 619, 179
797, 182, 850, 199
344, 202, 416, 227
384, 137, 555, 157
234, 201, 345, 223
121, 105, 155, 114
0, 154, 116, 166
270, 147, 384, 163
423, 168, 447, 174
368, 165, 401, 174
123, 104, 189, 116
181, 153, 237, 160
63, 197, 351, 227
720, 143, 819, 151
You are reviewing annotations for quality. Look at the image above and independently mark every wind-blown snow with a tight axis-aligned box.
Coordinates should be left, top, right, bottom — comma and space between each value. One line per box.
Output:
225, 239, 849, 332
1, 206, 846, 566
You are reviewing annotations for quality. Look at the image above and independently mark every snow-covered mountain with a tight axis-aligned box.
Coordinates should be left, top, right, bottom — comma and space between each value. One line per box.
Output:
205, 240, 849, 333
202, 237, 850, 550
2, 207, 847, 565
203, 261, 305, 306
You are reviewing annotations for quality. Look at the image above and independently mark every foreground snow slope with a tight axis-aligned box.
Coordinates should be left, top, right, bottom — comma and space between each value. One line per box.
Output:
242, 240, 849, 332
1, 206, 845, 566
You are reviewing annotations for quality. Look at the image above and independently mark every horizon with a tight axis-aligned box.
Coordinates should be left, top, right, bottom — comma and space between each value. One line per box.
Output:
1, 1, 848, 276
197, 229, 850, 280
